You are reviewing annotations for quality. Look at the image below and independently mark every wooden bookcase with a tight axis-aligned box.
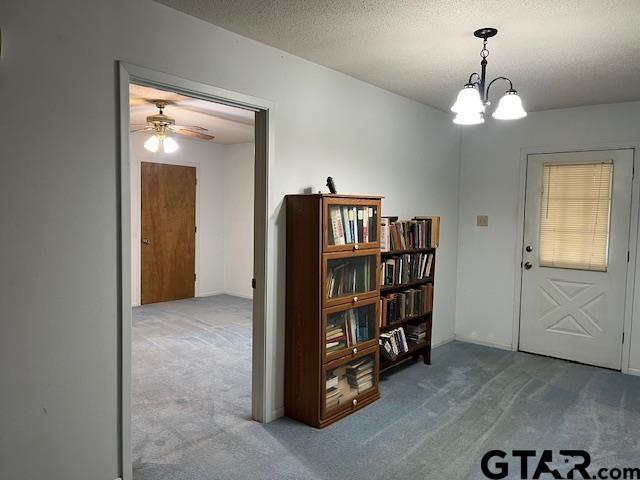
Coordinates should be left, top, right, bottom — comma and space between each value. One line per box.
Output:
285, 194, 382, 428
379, 217, 436, 372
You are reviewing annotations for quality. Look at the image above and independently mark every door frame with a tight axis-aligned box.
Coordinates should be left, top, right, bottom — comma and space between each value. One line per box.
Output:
117, 62, 275, 480
513, 143, 640, 374
136, 159, 201, 306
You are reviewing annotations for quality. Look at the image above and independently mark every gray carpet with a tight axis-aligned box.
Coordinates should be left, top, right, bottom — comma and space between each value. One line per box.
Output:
133, 295, 640, 480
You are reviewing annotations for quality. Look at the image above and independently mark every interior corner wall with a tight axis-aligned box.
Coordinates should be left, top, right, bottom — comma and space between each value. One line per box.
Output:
0, 1, 461, 478
454, 101, 640, 371
130, 135, 226, 306
223, 143, 255, 299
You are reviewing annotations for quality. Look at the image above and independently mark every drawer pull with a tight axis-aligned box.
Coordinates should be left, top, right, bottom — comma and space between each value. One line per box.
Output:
353, 296, 358, 303
352, 347, 358, 354
353, 244, 359, 251
352, 398, 358, 406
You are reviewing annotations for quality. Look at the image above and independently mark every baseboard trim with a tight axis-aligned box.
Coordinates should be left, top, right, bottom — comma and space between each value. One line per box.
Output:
223, 291, 253, 300
198, 291, 223, 298
454, 335, 512, 351
432, 335, 455, 348
267, 407, 284, 423
629, 368, 640, 377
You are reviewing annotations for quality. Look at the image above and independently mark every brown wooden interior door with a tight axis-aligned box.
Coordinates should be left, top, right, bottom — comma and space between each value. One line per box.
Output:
141, 162, 196, 305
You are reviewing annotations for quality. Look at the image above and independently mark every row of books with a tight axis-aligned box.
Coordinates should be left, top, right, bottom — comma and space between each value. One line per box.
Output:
329, 205, 378, 246
380, 216, 440, 252
327, 260, 371, 298
379, 327, 409, 361
381, 253, 433, 286
379, 323, 428, 360
379, 284, 433, 327
326, 356, 375, 410
326, 308, 374, 353
405, 322, 428, 343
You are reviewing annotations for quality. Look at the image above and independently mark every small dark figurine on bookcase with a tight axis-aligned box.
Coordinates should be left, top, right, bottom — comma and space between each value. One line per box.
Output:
326, 176, 337, 194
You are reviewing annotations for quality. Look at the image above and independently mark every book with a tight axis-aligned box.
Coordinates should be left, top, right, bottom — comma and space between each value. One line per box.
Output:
346, 357, 374, 391
384, 217, 440, 250
327, 259, 371, 298
380, 217, 390, 252
342, 206, 352, 244
379, 333, 395, 360
346, 209, 354, 243
351, 207, 358, 243
413, 216, 440, 248
379, 327, 410, 360
330, 207, 345, 245
381, 253, 433, 286
362, 208, 369, 243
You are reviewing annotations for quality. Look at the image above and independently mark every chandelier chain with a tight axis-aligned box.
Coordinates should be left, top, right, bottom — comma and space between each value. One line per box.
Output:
480, 38, 490, 59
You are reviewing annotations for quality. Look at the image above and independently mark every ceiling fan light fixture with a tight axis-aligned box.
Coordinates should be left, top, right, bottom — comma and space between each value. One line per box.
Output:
163, 136, 179, 154
144, 134, 160, 153
492, 90, 527, 120
451, 84, 484, 114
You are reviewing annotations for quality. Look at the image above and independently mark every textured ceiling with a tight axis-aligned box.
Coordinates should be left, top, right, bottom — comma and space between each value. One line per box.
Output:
154, 0, 640, 112
130, 84, 254, 144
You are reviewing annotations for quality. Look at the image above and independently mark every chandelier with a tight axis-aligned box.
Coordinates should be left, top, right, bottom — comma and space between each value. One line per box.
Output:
451, 28, 527, 125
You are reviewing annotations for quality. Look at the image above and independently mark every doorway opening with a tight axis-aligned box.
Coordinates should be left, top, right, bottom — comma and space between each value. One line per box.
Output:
118, 63, 271, 480
130, 82, 256, 478
517, 149, 635, 370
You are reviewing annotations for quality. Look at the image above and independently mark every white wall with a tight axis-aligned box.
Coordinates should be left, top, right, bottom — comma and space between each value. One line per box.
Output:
455, 102, 640, 371
130, 135, 226, 306
0, 2, 460, 479
223, 143, 255, 299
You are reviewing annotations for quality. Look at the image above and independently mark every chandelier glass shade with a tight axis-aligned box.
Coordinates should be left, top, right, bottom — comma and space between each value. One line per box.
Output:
451, 28, 526, 124
451, 84, 485, 115
492, 90, 527, 120
144, 130, 180, 154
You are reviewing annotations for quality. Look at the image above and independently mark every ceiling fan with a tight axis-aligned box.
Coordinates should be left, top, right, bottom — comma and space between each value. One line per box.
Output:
130, 100, 215, 153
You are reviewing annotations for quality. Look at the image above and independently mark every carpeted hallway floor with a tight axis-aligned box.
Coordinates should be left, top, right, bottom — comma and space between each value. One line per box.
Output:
133, 295, 640, 480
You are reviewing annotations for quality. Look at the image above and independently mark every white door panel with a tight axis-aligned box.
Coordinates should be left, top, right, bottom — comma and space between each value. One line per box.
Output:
519, 149, 633, 369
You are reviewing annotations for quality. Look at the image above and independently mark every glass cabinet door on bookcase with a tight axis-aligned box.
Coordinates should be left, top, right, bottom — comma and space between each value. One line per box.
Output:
323, 250, 380, 307
323, 198, 381, 252
323, 298, 379, 362
322, 346, 379, 420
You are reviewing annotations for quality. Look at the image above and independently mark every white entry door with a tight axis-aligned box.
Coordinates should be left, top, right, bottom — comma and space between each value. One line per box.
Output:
519, 149, 633, 369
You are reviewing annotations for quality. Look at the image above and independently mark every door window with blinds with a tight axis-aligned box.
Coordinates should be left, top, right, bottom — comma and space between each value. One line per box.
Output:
539, 161, 613, 271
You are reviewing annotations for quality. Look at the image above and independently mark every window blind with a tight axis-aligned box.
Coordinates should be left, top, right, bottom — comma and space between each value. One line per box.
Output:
539, 161, 613, 271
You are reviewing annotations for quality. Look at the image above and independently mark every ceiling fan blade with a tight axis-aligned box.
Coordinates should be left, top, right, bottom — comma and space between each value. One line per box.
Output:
173, 128, 215, 141
129, 97, 148, 107
173, 124, 208, 132
130, 124, 153, 132
130, 127, 152, 133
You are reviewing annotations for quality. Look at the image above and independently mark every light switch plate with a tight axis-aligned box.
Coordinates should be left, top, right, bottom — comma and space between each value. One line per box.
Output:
477, 215, 489, 227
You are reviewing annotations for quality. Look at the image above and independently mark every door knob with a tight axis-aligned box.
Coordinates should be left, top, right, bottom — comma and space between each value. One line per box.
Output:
142, 238, 151, 245
525, 245, 533, 252
524, 261, 532, 270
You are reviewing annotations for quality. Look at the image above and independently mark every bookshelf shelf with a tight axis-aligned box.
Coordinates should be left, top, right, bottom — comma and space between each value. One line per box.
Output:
378, 216, 438, 371
381, 247, 435, 256
285, 193, 382, 428
380, 277, 433, 293
380, 311, 431, 332
380, 339, 431, 372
